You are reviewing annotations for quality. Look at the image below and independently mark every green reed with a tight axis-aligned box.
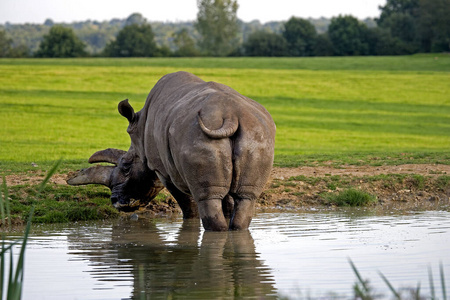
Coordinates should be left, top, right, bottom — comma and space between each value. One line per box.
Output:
350, 259, 447, 300
1, 160, 61, 300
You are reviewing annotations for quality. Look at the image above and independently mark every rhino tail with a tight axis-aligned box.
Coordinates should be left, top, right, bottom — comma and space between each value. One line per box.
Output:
197, 112, 239, 139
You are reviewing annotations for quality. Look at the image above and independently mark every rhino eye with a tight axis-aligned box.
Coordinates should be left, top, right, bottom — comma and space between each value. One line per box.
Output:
121, 162, 132, 173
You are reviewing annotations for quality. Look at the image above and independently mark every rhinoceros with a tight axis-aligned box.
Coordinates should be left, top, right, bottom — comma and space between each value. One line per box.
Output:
68, 71, 276, 231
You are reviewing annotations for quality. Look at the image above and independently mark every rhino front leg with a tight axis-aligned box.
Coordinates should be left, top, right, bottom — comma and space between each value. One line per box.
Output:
164, 181, 199, 219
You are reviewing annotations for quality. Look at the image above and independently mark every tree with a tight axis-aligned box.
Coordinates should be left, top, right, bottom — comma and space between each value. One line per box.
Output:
328, 15, 370, 56
377, 0, 419, 53
417, 0, 450, 52
44, 19, 54, 27
195, 0, 239, 56
103, 24, 158, 57
125, 13, 147, 26
173, 29, 200, 57
377, 0, 419, 25
0, 29, 12, 57
243, 31, 287, 56
282, 17, 317, 56
313, 33, 334, 56
35, 25, 86, 57
377, 0, 450, 53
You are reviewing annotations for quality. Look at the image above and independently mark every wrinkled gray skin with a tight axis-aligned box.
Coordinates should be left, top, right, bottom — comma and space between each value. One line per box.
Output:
68, 71, 276, 231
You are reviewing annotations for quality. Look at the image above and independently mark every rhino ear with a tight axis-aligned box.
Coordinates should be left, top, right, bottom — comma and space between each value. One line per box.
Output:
118, 99, 136, 123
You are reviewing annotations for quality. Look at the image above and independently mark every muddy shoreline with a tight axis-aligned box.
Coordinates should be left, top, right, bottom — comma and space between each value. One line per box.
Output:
5, 164, 450, 216
130, 164, 450, 215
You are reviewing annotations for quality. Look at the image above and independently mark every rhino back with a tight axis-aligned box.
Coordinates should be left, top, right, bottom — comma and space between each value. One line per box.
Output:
142, 72, 275, 196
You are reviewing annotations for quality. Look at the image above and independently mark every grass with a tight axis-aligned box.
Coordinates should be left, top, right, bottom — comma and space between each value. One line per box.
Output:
324, 188, 377, 207
1, 54, 449, 71
1, 158, 120, 226
5, 184, 119, 224
0, 55, 449, 170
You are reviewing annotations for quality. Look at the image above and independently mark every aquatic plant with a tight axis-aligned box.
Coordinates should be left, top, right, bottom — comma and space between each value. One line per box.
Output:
1, 160, 60, 300
0, 207, 32, 300
350, 259, 447, 300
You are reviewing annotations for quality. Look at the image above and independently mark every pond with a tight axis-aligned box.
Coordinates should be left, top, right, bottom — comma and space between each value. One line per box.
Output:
4, 209, 450, 299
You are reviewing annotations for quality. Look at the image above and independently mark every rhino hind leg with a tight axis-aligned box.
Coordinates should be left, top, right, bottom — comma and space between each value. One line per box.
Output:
229, 197, 256, 230
198, 198, 228, 231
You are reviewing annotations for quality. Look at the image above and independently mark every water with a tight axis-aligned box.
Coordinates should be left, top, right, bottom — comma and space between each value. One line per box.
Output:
3, 209, 450, 299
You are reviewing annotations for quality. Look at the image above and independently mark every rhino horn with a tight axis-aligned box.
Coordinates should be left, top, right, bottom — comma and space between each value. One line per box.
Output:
67, 165, 114, 187
88, 148, 126, 165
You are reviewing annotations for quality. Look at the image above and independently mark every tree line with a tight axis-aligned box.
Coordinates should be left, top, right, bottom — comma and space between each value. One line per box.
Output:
1, 0, 448, 58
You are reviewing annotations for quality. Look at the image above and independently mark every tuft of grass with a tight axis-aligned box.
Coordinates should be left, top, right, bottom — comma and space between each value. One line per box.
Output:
410, 175, 426, 190
436, 175, 450, 190
324, 189, 377, 207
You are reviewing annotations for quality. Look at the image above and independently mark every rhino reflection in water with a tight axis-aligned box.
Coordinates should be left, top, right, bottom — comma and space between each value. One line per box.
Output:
66, 219, 277, 298
68, 71, 276, 231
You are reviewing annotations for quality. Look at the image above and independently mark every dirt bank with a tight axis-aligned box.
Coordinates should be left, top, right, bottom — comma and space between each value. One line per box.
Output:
5, 163, 450, 214
264, 164, 450, 211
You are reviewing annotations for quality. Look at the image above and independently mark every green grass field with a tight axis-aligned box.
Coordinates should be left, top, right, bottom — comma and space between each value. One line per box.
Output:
1, 55, 449, 172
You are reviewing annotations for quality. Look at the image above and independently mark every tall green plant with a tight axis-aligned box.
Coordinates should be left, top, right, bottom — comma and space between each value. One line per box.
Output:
350, 259, 448, 300
0, 209, 32, 300
1, 160, 61, 300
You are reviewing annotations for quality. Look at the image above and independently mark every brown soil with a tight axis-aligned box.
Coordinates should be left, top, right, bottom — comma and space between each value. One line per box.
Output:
264, 164, 450, 211
270, 164, 450, 179
5, 164, 450, 213
5, 171, 68, 187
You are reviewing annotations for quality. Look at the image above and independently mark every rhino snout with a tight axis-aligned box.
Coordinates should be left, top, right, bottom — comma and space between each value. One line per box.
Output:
111, 195, 128, 207
111, 193, 141, 212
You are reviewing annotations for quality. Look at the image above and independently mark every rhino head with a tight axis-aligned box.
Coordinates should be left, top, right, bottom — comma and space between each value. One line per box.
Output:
67, 147, 164, 211
68, 99, 164, 211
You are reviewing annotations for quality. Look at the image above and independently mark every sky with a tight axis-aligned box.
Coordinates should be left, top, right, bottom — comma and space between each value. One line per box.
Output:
0, 0, 387, 24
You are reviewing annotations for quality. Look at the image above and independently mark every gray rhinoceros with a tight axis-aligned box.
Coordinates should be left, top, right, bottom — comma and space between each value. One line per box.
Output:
68, 71, 276, 231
